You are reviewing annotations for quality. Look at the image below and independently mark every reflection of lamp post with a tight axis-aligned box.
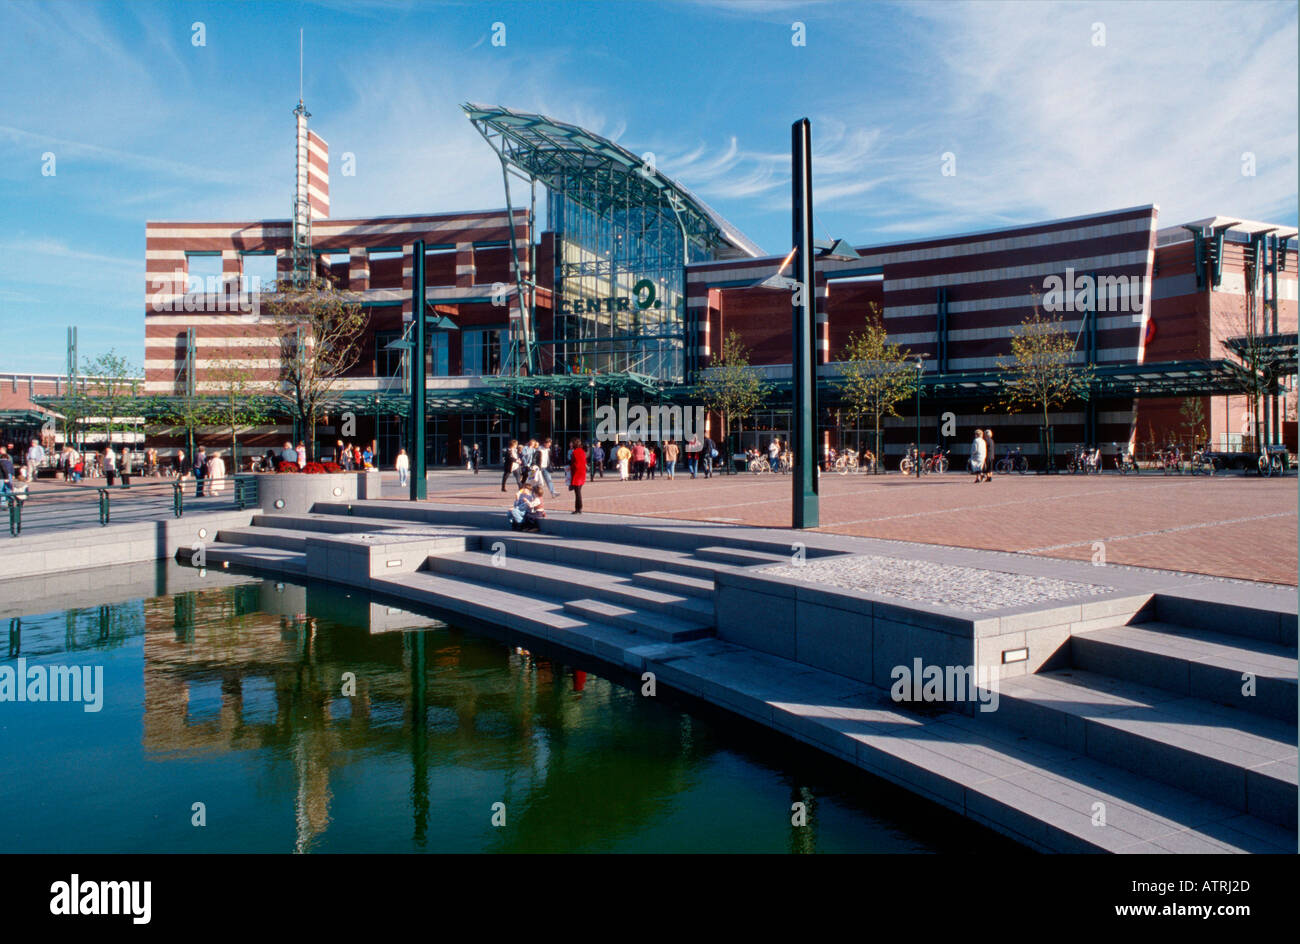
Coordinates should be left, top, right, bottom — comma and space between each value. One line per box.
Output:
409, 239, 427, 500
913, 355, 928, 478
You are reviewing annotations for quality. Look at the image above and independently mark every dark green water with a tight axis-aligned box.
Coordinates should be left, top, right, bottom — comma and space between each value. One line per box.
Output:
0, 567, 1011, 853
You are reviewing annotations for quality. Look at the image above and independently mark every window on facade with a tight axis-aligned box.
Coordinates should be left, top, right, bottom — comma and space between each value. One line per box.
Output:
375, 330, 402, 377
186, 253, 223, 294
462, 327, 506, 376
429, 332, 449, 377
241, 253, 277, 293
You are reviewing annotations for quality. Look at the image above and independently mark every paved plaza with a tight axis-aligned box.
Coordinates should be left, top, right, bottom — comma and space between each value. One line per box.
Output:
387, 468, 1299, 585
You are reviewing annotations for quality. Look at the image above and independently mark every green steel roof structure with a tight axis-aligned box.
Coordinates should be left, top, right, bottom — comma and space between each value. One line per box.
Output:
680, 358, 1264, 404
1222, 332, 1298, 378
462, 103, 763, 259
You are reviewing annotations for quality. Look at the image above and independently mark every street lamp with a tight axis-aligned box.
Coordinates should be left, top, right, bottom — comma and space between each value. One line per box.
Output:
588, 376, 597, 478
740, 120, 863, 528
912, 354, 928, 478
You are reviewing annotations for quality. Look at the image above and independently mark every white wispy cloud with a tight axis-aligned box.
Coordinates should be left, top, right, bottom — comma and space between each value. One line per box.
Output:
649, 0, 1297, 242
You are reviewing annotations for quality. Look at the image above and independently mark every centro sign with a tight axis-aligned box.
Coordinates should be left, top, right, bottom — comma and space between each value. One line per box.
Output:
557, 278, 662, 315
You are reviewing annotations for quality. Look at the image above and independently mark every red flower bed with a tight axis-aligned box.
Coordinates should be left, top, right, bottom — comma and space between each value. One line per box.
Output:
302, 462, 328, 474
277, 461, 300, 473
321, 462, 343, 473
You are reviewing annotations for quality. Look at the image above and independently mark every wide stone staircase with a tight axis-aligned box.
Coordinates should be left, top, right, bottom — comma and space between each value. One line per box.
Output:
974, 610, 1297, 832
190, 508, 813, 647
184, 503, 1297, 853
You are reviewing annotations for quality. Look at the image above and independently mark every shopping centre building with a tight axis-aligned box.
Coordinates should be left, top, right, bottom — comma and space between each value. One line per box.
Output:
83, 100, 1298, 469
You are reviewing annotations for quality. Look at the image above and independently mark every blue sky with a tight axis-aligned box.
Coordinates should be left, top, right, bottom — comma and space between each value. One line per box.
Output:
1, 0, 1296, 374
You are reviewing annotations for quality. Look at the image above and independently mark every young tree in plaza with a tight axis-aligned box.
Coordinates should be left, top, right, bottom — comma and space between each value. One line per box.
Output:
835, 305, 913, 469
698, 330, 764, 465
145, 393, 212, 468
264, 278, 367, 460
1179, 396, 1207, 449
205, 351, 272, 471
81, 350, 142, 450
1213, 291, 1275, 452
993, 302, 1095, 463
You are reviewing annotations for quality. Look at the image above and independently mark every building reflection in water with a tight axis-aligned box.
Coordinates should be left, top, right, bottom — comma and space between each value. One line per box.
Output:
140, 580, 719, 853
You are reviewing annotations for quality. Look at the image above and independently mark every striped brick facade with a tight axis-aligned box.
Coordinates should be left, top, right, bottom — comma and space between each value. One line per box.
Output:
144, 209, 531, 397
685, 205, 1296, 458
687, 205, 1159, 373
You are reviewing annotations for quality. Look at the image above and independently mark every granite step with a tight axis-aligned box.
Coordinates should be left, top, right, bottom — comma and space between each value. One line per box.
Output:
1071, 620, 1298, 721
217, 526, 317, 552
652, 640, 1294, 853
984, 668, 1297, 827
179, 541, 306, 576
478, 533, 732, 579
694, 545, 793, 567
250, 511, 417, 535
424, 550, 716, 626
375, 569, 699, 654
630, 569, 715, 598
561, 598, 713, 642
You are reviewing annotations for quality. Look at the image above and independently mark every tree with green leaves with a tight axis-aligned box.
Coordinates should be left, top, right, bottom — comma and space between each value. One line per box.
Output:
145, 393, 213, 470
264, 277, 367, 460
835, 304, 913, 469
81, 350, 142, 451
993, 300, 1096, 465
205, 351, 271, 471
698, 330, 765, 468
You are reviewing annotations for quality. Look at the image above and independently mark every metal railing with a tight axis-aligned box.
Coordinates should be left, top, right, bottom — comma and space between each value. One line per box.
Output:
3, 476, 253, 538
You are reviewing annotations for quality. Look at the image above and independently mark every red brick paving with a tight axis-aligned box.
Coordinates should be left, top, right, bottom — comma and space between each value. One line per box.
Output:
422, 469, 1299, 585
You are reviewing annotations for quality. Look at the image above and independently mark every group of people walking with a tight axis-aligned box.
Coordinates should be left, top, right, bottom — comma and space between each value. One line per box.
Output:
599, 436, 718, 481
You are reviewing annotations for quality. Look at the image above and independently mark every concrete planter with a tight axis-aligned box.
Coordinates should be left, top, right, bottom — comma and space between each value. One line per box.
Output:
253, 471, 377, 515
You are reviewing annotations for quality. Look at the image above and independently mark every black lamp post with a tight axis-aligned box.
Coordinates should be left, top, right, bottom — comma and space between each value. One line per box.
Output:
913, 355, 928, 478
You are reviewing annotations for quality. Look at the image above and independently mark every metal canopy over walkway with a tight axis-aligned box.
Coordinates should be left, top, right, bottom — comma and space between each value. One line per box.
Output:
679, 358, 1266, 405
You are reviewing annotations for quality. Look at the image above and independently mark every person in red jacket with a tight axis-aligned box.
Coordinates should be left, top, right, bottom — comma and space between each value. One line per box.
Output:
568, 437, 587, 514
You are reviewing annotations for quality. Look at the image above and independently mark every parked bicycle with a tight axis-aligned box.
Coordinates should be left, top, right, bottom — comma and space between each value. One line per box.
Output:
1189, 445, 1220, 476
1257, 450, 1285, 477
1152, 443, 1183, 475
833, 449, 859, 475
994, 447, 1030, 474
1065, 444, 1102, 474
1114, 448, 1140, 474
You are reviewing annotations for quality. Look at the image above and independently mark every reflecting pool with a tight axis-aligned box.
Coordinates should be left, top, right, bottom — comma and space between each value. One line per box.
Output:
0, 565, 1014, 853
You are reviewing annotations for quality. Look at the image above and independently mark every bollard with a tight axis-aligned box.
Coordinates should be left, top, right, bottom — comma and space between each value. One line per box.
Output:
173, 481, 184, 517
8, 498, 20, 537
98, 487, 110, 526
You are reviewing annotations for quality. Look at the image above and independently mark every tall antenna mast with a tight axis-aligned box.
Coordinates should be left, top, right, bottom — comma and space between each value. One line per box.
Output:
290, 28, 313, 288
